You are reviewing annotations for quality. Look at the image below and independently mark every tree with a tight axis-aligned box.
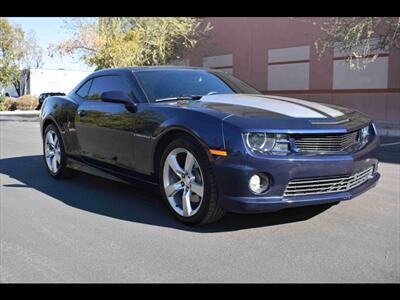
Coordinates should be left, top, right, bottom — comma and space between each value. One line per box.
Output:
0, 18, 20, 96
315, 17, 400, 70
20, 30, 43, 69
12, 29, 43, 96
128, 17, 212, 66
0, 18, 43, 97
49, 17, 212, 69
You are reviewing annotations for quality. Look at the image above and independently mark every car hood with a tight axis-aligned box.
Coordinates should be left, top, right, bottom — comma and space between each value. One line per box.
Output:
184, 94, 371, 133
198, 94, 353, 119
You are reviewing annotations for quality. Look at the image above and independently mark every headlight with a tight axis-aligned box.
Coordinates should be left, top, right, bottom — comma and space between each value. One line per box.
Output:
361, 126, 369, 140
244, 132, 290, 154
246, 132, 275, 152
359, 124, 373, 145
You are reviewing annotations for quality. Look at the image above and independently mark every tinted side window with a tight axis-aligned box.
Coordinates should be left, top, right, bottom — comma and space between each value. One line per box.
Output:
87, 75, 132, 101
76, 80, 92, 98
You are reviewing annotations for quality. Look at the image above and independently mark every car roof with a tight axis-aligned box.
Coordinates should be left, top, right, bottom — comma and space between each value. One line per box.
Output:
91, 66, 214, 75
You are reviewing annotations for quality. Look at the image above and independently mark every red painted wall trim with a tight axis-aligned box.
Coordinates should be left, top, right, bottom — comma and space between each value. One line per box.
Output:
262, 88, 400, 94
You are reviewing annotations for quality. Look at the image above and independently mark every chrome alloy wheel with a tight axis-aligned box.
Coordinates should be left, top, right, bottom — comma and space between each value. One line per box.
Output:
44, 130, 61, 173
163, 148, 205, 217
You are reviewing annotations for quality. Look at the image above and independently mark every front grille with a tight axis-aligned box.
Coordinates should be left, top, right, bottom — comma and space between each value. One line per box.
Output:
293, 131, 359, 153
283, 166, 374, 197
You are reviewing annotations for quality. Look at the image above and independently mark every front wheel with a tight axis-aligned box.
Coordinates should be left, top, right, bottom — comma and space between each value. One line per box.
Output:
159, 136, 226, 225
43, 124, 74, 179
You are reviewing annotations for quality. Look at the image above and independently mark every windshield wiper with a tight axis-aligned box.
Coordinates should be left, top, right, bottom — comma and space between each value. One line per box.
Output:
155, 95, 203, 103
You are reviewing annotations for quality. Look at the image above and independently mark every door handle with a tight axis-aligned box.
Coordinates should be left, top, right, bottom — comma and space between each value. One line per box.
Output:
78, 110, 87, 117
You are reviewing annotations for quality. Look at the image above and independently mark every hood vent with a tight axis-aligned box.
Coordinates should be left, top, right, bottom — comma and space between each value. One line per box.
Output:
311, 118, 351, 125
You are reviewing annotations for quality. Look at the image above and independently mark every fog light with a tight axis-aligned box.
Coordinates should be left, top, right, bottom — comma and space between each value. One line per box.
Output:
249, 173, 270, 194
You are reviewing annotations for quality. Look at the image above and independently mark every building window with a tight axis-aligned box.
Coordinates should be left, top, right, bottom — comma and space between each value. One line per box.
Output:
267, 45, 310, 91
332, 40, 389, 89
202, 54, 233, 74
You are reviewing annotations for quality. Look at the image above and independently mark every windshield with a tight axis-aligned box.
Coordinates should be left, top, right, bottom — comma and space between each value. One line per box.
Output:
134, 69, 260, 102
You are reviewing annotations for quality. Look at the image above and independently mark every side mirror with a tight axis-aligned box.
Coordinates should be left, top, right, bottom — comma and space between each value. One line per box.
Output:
100, 91, 137, 112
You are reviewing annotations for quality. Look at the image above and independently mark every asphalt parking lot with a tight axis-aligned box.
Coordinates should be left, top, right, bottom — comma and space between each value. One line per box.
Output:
0, 120, 399, 283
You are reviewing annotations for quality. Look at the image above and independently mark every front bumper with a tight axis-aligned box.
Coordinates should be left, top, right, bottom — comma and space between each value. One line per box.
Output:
214, 135, 380, 214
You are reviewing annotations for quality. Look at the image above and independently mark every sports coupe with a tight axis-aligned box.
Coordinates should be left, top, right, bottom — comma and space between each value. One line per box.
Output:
39, 67, 380, 225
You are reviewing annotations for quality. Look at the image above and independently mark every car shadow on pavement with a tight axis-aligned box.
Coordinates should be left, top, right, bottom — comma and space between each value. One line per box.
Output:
0, 155, 336, 233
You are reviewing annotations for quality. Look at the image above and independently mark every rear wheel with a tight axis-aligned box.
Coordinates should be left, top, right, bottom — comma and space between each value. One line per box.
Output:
159, 136, 226, 225
43, 124, 74, 179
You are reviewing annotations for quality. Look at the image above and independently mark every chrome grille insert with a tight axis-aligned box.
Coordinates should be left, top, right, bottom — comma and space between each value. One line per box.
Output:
284, 166, 374, 197
293, 131, 359, 153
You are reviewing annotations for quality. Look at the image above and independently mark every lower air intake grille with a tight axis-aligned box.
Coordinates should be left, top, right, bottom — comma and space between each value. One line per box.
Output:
284, 166, 374, 197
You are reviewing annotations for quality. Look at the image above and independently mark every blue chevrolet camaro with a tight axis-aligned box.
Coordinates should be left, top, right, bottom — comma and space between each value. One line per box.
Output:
39, 67, 380, 225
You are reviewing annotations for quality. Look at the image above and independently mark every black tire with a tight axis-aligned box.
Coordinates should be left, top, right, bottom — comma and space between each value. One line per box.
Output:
43, 124, 74, 179
159, 136, 226, 225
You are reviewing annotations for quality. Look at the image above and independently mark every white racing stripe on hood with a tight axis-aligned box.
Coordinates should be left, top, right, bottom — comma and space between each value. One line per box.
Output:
201, 94, 327, 118
262, 95, 344, 117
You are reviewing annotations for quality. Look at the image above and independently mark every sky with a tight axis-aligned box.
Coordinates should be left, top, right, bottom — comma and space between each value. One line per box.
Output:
7, 17, 95, 72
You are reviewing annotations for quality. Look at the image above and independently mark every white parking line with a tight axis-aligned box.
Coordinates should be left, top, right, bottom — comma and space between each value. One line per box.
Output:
380, 142, 400, 147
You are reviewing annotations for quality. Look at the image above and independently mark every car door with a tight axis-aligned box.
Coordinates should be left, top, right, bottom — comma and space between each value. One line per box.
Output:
75, 75, 136, 172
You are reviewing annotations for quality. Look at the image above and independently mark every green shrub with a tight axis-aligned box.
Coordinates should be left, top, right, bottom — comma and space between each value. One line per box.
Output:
2, 98, 18, 111
0, 102, 7, 111
0, 95, 38, 111
16, 95, 38, 110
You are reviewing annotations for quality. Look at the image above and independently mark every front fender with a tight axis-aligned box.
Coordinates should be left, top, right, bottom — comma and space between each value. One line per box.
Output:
132, 105, 226, 177
39, 96, 79, 154
155, 111, 225, 150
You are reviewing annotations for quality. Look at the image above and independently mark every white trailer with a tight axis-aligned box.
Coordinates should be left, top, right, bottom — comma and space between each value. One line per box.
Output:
21, 68, 92, 97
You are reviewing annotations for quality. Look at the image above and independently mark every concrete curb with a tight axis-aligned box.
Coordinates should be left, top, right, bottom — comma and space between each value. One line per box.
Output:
0, 110, 40, 116
375, 121, 400, 137
0, 110, 40, 122
376, 128, 400, 137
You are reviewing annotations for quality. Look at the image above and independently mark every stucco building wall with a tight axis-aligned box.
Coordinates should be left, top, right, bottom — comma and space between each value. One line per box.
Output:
180, 17, 400, 122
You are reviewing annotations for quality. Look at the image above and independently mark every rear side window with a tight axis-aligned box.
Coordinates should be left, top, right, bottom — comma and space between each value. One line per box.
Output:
87, 75, 133, 101
76, 80, 92, 98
